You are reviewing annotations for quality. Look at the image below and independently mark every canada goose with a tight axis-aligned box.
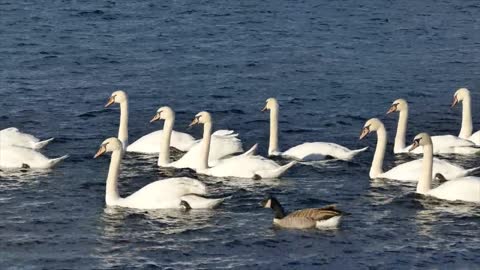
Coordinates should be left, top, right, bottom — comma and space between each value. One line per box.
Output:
261, 196, 342, 229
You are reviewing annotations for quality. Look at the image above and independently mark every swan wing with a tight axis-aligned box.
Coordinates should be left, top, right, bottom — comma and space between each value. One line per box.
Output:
170, 130, 243, 169
282, 142, 366, 161
126, 130, 195, 153
203, 155, 279, 178
122, 177, 207, 208
428, 177, 480, 202
468, 131, 480, 145
0, 146, 66, 169
407, 135, 479, 154
0, 127, 41, 148
382, 158, 471, 181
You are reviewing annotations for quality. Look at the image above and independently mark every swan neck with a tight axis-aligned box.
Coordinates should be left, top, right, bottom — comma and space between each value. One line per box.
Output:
199, 122, 212, 170
417, 144, 433, 194
158, 117, 174, 166
394, 109, 408, 152
459, 96, 473, 139
105, 150, 122, 205
118, 101, 129, 149
268, 106, 280, 155
370, 125, 386, 178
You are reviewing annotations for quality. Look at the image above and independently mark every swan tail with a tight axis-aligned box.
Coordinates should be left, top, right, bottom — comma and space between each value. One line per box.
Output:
315, 216, 342, 229
240, 144, 258, 157
341, 146, 368, 161
256, 161, 297, 179
33, 138, 54, 149
465, 166, 480, 176
49, 155, 69, 167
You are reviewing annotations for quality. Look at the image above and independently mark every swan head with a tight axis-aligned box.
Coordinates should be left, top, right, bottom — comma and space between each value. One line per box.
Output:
262, 97, 279, 112
386, 98, 408, 114
105, 90, 128, 107
94, 137, 123, 158
408, 132, 432, 152
359, 118, 384, 140
150, 106, 174, 123
189, 111, 212, 127
452, 88, 470, 107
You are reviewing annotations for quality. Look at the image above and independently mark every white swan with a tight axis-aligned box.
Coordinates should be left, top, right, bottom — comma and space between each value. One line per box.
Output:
150, 107, 244, 169
386, 98, 479, 154
262, 98, 367, 161
105, 90, 196, 152
359, 118, 479, 181
0, 127, 53, 149
410, 133, 480, 203
93, 137, 226, 209
452, 88, 480, 145
0, 145, 68, 169
189, 111, 296, 179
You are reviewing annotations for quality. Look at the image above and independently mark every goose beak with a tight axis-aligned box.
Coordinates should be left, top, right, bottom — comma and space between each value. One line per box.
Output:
94, 146, 107, 158
189, 117, 199, 127
150, 113, 161, 123
359, 127, 370, 140
386, 105, 397, 114
451, 96, 458, 108
105, 97, 115, 108
408, 141, 419, 152
261, 105, 268, 112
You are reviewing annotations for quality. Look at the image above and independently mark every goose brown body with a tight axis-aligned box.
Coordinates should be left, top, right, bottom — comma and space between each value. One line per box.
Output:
262, 196, 342, 229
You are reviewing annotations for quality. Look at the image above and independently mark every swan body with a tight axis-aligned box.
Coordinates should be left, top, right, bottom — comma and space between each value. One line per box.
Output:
198, 154, 296, 179
190, 111, 295, 179
281, 142, 368, 161
105, 90, 197, 152
359, 118, 479, 181
0, 145, 68, 169
150, 106, 243, 169
452, 88, 480, 145
263, 98, 367, 161
168, 130, 243, 169
261, 196, 342, 229
94, 137, 225, 209
379, 158, 479, 182
0, 127, 54, 150
387, 98, 479, 154
411, 133, 480, 203
126, 130, 195, 153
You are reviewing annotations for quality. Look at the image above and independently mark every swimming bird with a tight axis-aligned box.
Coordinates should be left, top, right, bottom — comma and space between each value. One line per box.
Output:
261, 196, 342, 229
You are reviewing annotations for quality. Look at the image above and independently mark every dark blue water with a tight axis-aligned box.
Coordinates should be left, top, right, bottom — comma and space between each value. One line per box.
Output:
1, 0, 480, 269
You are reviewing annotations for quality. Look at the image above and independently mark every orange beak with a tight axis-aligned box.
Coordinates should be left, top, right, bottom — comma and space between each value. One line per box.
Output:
105, 97, 115, 108
451, 96, 458, 108
359, 127, 370, 140
386, 105, 397, 114
408, 141, 420, 152
150, 113, 161, 123
93, 146, 106, 158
